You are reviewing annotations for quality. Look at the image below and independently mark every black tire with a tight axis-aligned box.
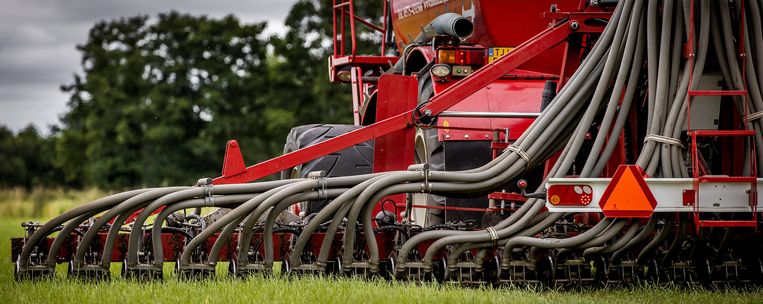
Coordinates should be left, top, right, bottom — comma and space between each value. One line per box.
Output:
414, 67, 447, 227
281, 124, 374, 215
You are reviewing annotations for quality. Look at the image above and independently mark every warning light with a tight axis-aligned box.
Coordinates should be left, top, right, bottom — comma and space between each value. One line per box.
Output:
599, 165, 657, 218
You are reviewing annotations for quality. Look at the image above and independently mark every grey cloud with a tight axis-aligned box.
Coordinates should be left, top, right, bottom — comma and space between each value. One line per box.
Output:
0, 0, 295, 132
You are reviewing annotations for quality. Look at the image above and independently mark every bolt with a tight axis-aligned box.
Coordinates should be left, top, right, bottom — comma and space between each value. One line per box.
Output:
445, 134, 451, 139
464, 134, 469, 139
424, 109, 432, 116
230, 142, 238, 148
570, 21, 580, 31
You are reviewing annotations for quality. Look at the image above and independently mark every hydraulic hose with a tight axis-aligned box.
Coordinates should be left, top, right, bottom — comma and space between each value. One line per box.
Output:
18, 188, 151, 269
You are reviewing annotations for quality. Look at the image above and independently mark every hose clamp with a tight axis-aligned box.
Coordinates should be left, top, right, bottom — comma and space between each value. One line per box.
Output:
644, 134, 685, 149
408, 163, 431, 193
203, 183, 215, 206
196, 178, 215, 206
318, 177, 328, 201
424, 168, 431, 193
748, 111, 763, 122
486, 227, 498, 247
308, 171, 328, 202
506, 145, 531, 169
416, 165, 432, 193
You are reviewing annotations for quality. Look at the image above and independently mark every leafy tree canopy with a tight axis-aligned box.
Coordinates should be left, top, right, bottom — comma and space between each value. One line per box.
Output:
7, 0, 392, 189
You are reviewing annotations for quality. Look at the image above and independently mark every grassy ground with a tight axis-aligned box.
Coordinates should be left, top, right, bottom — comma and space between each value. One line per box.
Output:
0, 188, 107, 219
1, 190, 762, 303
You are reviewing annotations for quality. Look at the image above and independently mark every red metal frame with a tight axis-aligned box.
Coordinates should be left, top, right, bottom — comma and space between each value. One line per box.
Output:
350, 67, 364, 124
410, 204, 517, 213
419, 21, 575, 116
329, 0, 398, 83
371, 75, 418, 216
686, 0, 757, 231
214, 16, 586, 185
332, 0, 387, 59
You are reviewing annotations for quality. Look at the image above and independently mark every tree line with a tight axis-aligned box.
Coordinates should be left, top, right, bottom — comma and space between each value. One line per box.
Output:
0, 1, 382, 190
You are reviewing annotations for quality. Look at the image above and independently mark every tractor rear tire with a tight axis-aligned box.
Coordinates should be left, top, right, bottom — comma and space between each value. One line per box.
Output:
281, 124, 374, 215
414, 66, 447, 227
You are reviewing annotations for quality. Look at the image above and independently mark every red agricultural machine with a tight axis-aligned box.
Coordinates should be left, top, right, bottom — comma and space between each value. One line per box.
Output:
12, 0, 763, 287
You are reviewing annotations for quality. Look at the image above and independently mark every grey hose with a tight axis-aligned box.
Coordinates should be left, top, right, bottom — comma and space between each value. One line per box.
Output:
46, 211, 102, 267
74, 187, 189, 267
293, 175, 388, 267
636, 216, 674, 264
583, 220, 640, 256
611, 215, 658, 263
261, 189, 349, 266
500, 218, 615, 268
419, 0, 636, 265
149, 194, 257, 268
18, 188, 150, 269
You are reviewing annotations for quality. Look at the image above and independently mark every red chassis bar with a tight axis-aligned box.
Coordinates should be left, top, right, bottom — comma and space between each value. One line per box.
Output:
213, 16, 595, 185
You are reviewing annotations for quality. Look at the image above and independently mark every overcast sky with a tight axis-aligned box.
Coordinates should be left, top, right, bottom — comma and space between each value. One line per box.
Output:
0, 0, 295, 133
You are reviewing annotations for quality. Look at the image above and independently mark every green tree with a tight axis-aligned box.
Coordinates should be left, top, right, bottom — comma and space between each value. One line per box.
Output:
59, 12, 275, 188
266, 0, 385, 127
55, 2, 389, 190
0, 125, 62, 189
0, 125, 26, 187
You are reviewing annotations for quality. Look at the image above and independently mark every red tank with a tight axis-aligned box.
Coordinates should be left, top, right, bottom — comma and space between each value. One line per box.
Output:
390, 0, 581, 73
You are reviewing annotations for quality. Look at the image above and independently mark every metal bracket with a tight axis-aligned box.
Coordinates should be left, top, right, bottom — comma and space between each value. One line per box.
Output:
308, 171, 328, 202
196, 178, 215, 206
408, 163, 431, 193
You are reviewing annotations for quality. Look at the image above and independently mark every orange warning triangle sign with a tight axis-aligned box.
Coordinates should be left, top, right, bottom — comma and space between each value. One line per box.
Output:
599, 165, 657, 218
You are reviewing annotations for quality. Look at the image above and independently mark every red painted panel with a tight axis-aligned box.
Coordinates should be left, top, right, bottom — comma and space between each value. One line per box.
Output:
433, 79, 545, 142
373, 74, 419, 219
478, 0, 579, 74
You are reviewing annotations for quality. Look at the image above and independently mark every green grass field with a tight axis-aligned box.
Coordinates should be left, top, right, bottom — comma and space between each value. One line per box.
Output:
0, 190, 762, 303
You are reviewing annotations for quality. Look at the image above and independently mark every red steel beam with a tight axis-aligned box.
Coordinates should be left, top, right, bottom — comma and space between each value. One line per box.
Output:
213, 19, 575, 185
213, 112, 413, 184
419, 20, 573, 114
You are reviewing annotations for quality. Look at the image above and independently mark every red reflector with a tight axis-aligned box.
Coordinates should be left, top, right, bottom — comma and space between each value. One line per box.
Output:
599, 165, 657, 218
547, 184, 593, 206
